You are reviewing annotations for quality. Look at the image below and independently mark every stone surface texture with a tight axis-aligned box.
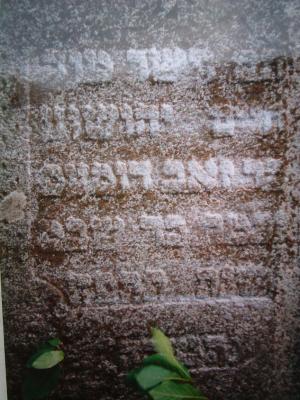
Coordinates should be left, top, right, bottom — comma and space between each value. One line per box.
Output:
0, 1, 300, 399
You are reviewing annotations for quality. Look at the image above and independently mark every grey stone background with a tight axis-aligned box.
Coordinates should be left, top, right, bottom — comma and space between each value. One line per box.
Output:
0, 1, 299, 399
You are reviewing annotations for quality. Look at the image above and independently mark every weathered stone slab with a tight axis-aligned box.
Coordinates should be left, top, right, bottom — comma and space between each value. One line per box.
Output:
1, 1, 300, 400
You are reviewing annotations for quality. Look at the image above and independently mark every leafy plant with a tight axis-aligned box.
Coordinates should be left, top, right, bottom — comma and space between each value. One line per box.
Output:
128, 328, 208, 400
22, 338, 64, 400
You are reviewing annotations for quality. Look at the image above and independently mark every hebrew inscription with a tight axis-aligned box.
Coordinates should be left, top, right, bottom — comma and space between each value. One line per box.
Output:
35, 158, 281, 196
21, 46, 280, 86
30, 100, 283, 142
20, 54, 297, 400
30, 102, 174, 140
35, 209, 274, 253
36, 263, 270, 305
1, 3, 300, 399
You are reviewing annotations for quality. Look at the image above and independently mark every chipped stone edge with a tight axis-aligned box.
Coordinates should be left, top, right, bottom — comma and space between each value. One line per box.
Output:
0, 191, 27, 224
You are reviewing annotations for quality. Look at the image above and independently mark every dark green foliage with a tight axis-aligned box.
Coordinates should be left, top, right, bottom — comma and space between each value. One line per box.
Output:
149, 381, 207, 400
22, 366, 61, 400
135, 365, 180, 391
128, 328, 208, 400
22, 338, 64, 400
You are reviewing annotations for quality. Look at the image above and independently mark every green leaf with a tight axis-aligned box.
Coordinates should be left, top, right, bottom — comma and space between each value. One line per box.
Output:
32, 350, 64, 369
26, 346, 54, 368
22, 365, 61, 400
143, 354, 171, 367
151, 328, 191, 380
135, 365, 181, 391
143, 355, 191, 381
127, 367, 141, 384
149, 381, 207, 400
151, 328, 174, 358
26, 339, 63, 368
47, 338, 62, 348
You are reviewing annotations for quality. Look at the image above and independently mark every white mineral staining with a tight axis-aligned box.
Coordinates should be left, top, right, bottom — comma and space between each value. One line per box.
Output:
126, 49, 149, 81
187, 159, 219, 190
64, 162, 89, 195
68, 51, 85, 80
90, 216, 125, 250
120, 103, 135, 136
0, 191, 27, 223
53, 102, 67, 137
140, 215, 164, 231
85, 49, 114, 82
147, 47, 188, 82
135, 103, 160, 135
36, 157, 281, 196
29, 49, 114, 85
195, 211, 272, 245
162, 214, 187, 247
82, 102, 119, 140
274, 209, 289, 227
50, 220, 65, 239
33, 99, 281, 142
65, 217, 88, 251
38, 219, 65, 250
37, 208, 273, 254
34, 101, 174, 141
114, 161, 130, 190
127, 47, 212, 82
91, 162, 116, 194
212, 110, 281, 137
128, 160, 153, 190
218, 159, 236, 188
42, 263, 269, 304
199, 213, 224, 231
160, 104, 174, 123
241, 158, 282, 186
160, 159, 186, 192
212, 119, 236, 136
37, 163, 65, 196
187, 47, 212, 69
225, 212, 252, 232
67, 103, 82, 140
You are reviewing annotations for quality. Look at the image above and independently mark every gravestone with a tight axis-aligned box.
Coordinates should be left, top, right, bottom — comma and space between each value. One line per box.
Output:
0, 1, 299, 399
